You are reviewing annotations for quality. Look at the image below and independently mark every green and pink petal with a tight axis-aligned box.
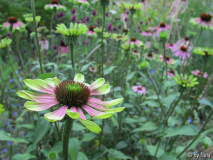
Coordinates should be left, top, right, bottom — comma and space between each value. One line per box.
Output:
44, 106, 68, 122
90, 84, 110, 95
88, 98, 123, 108
24, 101, 58, 111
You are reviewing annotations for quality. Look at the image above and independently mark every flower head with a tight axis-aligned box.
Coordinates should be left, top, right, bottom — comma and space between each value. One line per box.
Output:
164, 69, 175, 79
132, 85, 146, 95
70, 0, 90, 6
86, 25, 97, 37
89, 66, 97, 72
39, 38, 49, 50
159, 56, 175, 64
190, 13, 213, 29
192, 70, 208, 78
193, 47, 213, 56
146, 52, 155, 59
44, 0, 66, 11
128, 37, 143, 46
173, 46, 192, 60
173, 74, 199, 87
110, 33, 128, 41
0, 38, 12, 49
58, 40, 69, 55
141, 30, 152, 37
165, 43, 176, 51
123, 3, 143, 14
3, 17, 25, 31
23, 14, 41, 23
56, 23, 88, 44
17, 74, 124, 133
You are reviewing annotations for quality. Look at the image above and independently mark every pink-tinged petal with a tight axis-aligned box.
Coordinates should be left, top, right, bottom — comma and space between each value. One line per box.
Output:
82, 105, 113, 118
88, 97, 123, 108
44, 106, 67, 121
3, 22, 10, 28
76, 107, 86, 119
203, 73, 208, 78
70, 106, 77, 112
18, 90, 57, 103
87, 102, 108, 111
24, 101, 59, 111
90, 84, 110, 95
89, 78, 105, 91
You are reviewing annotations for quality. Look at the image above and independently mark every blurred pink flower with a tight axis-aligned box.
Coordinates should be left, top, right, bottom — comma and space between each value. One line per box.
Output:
159, 56, 174, 64
3, 17, 25, 31
173, 46, 192, 60
39, 38, 49, 50
192, 70, 208, 78
58, 40, 69, 55
132, 85, 146, 95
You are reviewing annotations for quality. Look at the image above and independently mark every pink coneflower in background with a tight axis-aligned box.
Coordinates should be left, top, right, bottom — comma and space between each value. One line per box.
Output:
146, 39, 152, 48
58, 40, 69, 55
44, 0, 66, 11
190, 13, 213, 28
89, 67, 97, 72
148, 27, 159, 39
146, 52, 155, 59
128, 37, 142, 45
157, 22, 171, 32
121, 11, 128, 29
159, 56, 175, 64
174, 36, 193, 50
173, 46, 192, 60
132, 50, 140, 58
86, 25, 96, 36
165, 43, 176, 51
3, 17, 25, 31
141, 30, 152, 37
192, 70, 208, 78
168, 0, 188, 19
75, 0, 90, 5
132, 85, 146, 95
164, 69, 175, 79
39, 38, 49, 50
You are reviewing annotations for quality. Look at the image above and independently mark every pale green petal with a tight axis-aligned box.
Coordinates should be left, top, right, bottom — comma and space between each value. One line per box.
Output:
104, 107, 125, 113
74, 73, 84, 83
91, 84, 110, 95
53, 77, 61, 86
93, 112, 114, 119
16, 90, 33, 100
79, 119, 101, 133
66, 109, 80, 119
89, 78, 105, 90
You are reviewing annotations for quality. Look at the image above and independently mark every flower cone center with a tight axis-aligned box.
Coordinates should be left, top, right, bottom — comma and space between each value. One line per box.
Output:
170, 43, 173, 46
131, 37, 137, 42
89, 25, 96, 31
138, 87, 142, 90
7, 17, 18, 24
169, 70, 175, 74
198, 72, 202, 76
123, 29, 128, 33
184, 36, 189, 41
51, 0, 59, 4
180, 46, 187, 52
54, 81, 90, 108
166, 56, 170, 61
200, 13, 212, 22
60, 40, 67, 47
160, 22, 166, 28
148, 52, 153, 57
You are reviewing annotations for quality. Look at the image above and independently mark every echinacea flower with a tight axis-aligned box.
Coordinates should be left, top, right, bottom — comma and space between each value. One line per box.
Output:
159, 56, 175, 64
99, 0, 110, 6
39, 38, 49, 50
165, 43, 176, 51
70, 0, 90, 6
164, 69, 175, 79
23, 14, 41, 23
56, 23, 88, 44
16, 74, 124, 133
123, 3, 143, 14
173, 73, 199, 87
86, 25, 97, 37
110, 33, 128, 41
141, 30, 152, 37
192, 70, 208, 78
132, 85, 146, 94
146, 52, 155, 59
58, 40, 69, 55
157, 22, 171, 33
128, 37, 143, 46
193, 47, 213, 56
132, 50, 140, 58
168, 0, 188, 19
44, 0, 66, 11
173, 46, 192, 60
190, 13, 213, 29
0, 38, 12, 49
174, 36, 193, 50
89, 67, 97, 72
3, 17, 25, 31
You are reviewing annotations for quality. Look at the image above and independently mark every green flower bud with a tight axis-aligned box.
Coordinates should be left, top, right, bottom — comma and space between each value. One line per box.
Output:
139, 61, 150, 70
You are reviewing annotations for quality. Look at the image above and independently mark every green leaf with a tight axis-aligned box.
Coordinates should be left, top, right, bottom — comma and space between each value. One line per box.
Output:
17, 124, 35, 129
124, 117, 147, 124
111, 115, 118, 126
147, 145, 164, 158
133, 121, 157, 132
158, 153, 177, 160
33, 117, 50, 146
163, 125, 198, 138
0, 131, 28, 143
176, 146, 185, 159
66, 109, 80, 119
198, 99, 213, 108
141, 101, 159, 108
69, 138, 80, 160
79, 119, 101, 133
81, 133, 97, 142
126, 71, 135, 81
77, 152, 88, 160
103, 66, 116, 75
161, 93, 180, 108
115, 141, 128, 150
72, 121, 85, 131
12, 153, 37, 160
168, 116, 182, 127
38, 73, 56, 79
106, 149, 132, 159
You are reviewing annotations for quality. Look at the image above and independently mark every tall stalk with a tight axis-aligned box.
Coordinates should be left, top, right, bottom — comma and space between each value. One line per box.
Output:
31, 0, 43, 74
70, 43, 75, 76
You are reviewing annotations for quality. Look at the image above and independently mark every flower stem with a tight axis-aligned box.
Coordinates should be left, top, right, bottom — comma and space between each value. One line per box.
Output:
50, 9, 55, 52
101, 5, 106, 77
177, 108, 213, 158
70, 43, 75, 76
30, 0, 43, 74
62, 118, 73, 160
162, 41, 167, 80
145, 69, 166, 116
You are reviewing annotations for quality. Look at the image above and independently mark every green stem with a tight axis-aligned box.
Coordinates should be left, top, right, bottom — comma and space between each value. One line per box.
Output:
101, 5, 106, 77
50, 9, 55, 51
62, 118, 73, 160
98, 119, 105, 150
31, 0, 43, 74
55, 122, 61, 141
145, 70, 166, 116
7, 49, 24, 89
70, 43, 75, 76
177, 109, 213, 158
162, 41, 167, 80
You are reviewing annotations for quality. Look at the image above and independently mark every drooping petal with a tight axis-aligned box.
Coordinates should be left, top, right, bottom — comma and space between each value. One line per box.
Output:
23, 101, 58, 111
87, 102, 108, 111
17, 90, 33, 101
17, 90, 58, 103
88, 98, 123, 107
79, 118, 101, 133
74, 73, 84, 83
24, 79, 55, 94
90, 84, 110, 95
88, 78, 105, 90
76, 107, 86, 119
44, 106, 67, 122
82, 105, 113, 119
53, 77, 61, 86
87, 102, 125, 113
66, 109, 80, 119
